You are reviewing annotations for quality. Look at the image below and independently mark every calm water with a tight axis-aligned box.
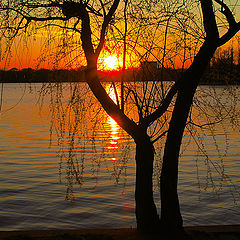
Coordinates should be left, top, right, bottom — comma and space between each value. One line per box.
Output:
0, 83, 239, 231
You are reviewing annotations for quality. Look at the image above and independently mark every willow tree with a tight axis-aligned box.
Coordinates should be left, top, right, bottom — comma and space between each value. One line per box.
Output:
1, 0, 240, 234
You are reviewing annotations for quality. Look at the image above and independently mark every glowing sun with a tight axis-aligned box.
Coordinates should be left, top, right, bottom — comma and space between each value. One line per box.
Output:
103, 55, 118, 70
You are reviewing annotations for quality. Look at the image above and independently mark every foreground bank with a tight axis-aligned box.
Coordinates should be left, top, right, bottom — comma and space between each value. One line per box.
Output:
0, 225, 240, 240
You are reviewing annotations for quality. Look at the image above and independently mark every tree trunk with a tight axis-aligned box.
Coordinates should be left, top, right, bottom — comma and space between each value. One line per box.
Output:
160, 41, 217, 231
135, 135, 160, 232
160, 85, 194, 231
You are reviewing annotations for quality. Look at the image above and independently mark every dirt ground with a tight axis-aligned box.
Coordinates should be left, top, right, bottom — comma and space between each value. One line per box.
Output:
0, 225, 240, 240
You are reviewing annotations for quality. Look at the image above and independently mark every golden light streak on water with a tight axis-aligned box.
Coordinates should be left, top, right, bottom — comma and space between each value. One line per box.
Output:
105, 83, 121, 161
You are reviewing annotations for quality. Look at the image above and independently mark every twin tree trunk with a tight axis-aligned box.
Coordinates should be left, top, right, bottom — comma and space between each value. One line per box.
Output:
134, 126, 183, 232
80, 0, 234, 233
85, 41, 218, 233
134, 41, 218, 232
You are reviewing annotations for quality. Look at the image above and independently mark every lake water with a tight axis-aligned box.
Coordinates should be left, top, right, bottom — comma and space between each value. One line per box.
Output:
0, 82, 239, 231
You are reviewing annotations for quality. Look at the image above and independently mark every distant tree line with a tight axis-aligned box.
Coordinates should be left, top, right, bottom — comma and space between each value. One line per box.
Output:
201, 46, 240, 85
1, 47, 240, 84
0, 67, 177, 83
0, 67, 86, 83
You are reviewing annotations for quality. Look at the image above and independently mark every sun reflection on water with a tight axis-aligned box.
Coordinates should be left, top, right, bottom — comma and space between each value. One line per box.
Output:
105, 83, 121, 161
107, 116, 120, 151
106, 113, 120, 161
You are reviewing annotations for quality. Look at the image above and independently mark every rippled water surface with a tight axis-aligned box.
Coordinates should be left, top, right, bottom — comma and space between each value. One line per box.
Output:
0, 83, 239, 230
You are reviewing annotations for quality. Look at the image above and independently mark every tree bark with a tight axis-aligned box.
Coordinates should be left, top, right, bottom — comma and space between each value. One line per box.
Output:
135, 135, 160, 232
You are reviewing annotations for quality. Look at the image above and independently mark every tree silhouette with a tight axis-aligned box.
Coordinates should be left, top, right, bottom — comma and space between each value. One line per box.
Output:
1, 0, 240, 235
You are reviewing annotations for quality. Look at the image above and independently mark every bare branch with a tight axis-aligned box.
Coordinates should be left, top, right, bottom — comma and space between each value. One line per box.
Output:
0, 5, 69, 22
99, 0, 107, 17
128, 88, 144, 122
214, 0, 240, 46
214, 0, 237, 28
217, 22, 240, 46
80, 5, 95, 58
200, 0, 219, 41
110, 82, 120, 108
26, 16, 69, 22
36, 23, 81, 34
142, 0, 221, 129
19, 2, 60, 9
140, 82, 178, 129
95, 0, 120, 57
152, 130, 168, 144
86, 70, 142, 142
86, 4, 103, 17
188, 119, 226, 129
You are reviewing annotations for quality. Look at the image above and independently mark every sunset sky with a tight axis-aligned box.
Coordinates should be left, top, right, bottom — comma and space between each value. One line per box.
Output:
0, 0, 239, 71
2, 32, 239, 71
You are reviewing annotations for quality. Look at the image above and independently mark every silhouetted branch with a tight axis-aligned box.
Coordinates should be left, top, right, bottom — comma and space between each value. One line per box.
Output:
0, 5, 69, 22
99, 0, 107, 17
213, 0, 240, 46
128, 87, 144, 122
87, 75, 142, 141
111, 82, 120, 108
140, 82, 178, 129
36, 23, 81, 34
214, 0, 237, 28
152, 130, 168, 144
200, 0, 219, 41
95, 0, 120, 57
26, 15, 70, 22
20, 2, 61, 9
80, 5, 95, 58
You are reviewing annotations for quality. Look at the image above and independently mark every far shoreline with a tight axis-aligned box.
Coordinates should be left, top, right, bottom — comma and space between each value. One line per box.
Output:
1, 68, 239, 85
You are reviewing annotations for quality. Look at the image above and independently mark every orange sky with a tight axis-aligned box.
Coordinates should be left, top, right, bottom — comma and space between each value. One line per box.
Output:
0, 0, 240, 71
0, 41, 139, 70
1, 29, 239, 71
